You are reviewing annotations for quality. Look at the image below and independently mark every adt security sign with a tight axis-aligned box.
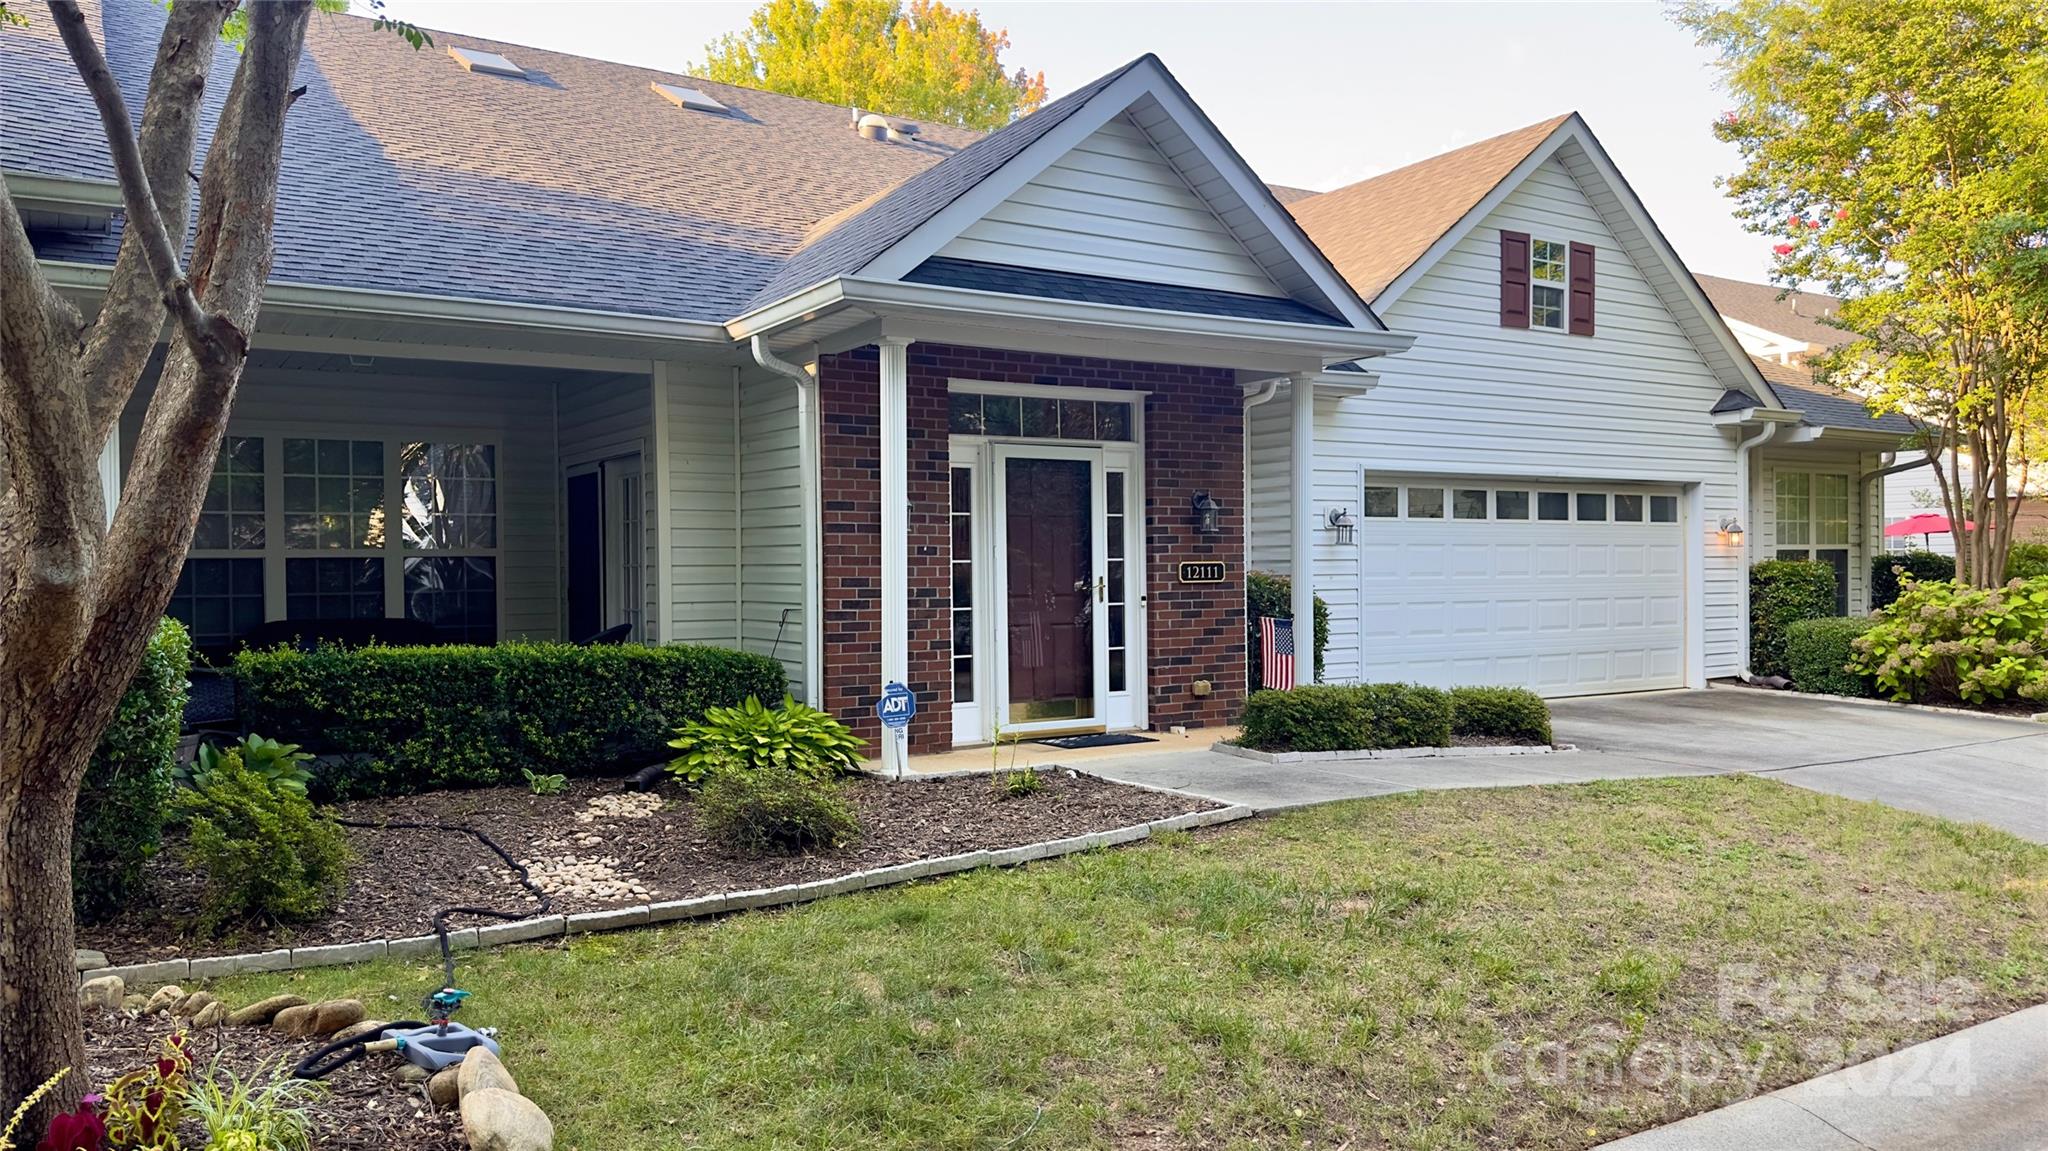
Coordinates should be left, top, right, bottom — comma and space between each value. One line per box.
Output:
876, 682, 915, 778
877, 681, 916, 729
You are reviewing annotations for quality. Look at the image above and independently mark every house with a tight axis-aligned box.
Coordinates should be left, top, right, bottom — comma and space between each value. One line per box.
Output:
6, 1, 1411, 764
1260, 116, 1913, 694
5, 7, 1918, 763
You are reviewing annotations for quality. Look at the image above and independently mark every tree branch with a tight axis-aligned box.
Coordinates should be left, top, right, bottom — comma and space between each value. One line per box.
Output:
46, 1, 213, 350
79, 0, 235, 445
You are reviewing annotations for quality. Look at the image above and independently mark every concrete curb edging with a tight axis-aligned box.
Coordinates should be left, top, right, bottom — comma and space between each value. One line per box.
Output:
1709, 680, 2048, 725
1212, 741, 1576, 765
80, 803, 1255, 987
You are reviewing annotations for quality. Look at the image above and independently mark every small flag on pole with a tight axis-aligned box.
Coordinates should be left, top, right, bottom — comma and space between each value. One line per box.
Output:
1260, 616, 1296, 690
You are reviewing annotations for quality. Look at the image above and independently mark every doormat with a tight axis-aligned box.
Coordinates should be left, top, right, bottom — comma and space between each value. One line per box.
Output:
1031, 733, 1160, 750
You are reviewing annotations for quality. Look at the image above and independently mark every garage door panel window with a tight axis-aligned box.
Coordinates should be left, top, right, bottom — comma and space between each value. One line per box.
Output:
1363, 486, 1398, 517
1576, 493, 1607, 522
1407, 488, 1445, 519
1538, 492, 1570, 521
1496, 490, 1530, 520
1614, 494, 1644, 522
1650, 495, 1678, 523
1453, 489, 1488, 519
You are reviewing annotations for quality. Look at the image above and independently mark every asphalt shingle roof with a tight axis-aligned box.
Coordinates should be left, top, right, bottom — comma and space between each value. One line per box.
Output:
1282, 115, 1571, 302
1696, 274, 1854, 352
5, 0, 986, 322
1748, 356, 1913, 434
903, 257, 1344, 326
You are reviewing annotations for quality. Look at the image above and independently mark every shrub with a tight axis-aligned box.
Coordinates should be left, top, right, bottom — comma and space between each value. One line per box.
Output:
1872, 550, 1955, 610
232, 641, 788, 796
73, 618, 190, 922
667, 694, 865, 785
1849, 574, 2048, 705
176, 756, 350, 928
1749, 560, 1839, 678
1448, 686, 1553, 744
184, 1058, 323, 1151
1785, 617, 1877, 697
696, 766, 859, 855
2006, 542, 2048, 582
1247, 571, 1329, 687
1239, 683, 1452, 753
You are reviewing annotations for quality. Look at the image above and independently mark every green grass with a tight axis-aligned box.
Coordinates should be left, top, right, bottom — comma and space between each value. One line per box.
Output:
219, 776, 2048, 1149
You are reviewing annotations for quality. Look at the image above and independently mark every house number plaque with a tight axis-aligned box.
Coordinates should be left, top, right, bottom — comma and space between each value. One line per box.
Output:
1177, 561, 1226, 584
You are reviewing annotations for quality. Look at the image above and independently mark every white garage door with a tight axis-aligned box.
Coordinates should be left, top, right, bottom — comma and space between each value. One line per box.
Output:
1357, 479, 1686, 696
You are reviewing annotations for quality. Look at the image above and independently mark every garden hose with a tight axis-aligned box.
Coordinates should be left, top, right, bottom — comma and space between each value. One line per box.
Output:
291, 817, 553, 1080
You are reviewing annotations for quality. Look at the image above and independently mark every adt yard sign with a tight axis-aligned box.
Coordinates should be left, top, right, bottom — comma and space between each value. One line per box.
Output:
877, 682, 916, 729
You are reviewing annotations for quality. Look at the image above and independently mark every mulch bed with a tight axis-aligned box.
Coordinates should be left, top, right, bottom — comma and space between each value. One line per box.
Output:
84, 771, 1216, 964
83, 1009, 462, 1150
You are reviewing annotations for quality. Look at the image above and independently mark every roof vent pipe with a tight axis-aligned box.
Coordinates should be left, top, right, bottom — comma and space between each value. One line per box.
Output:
857, 113, 890, 141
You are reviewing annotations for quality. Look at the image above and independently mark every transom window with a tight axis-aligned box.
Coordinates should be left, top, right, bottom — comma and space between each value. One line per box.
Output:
1775, 471, 1851, 614
166, 431, 501, 655
948, 392, 1132, 441
1531, 239, 1569, 330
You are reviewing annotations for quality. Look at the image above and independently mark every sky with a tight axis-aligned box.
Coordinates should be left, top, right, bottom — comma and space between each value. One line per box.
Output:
379, 1, 1779, 283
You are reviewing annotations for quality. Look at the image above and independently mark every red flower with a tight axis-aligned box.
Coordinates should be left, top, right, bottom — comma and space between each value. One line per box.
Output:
1773, 243, 1796, 256
1788, 213, 1803, 227
1806, 219, 1821, 229
35, 1103, 106, 1151
1836, 207, 1850, 220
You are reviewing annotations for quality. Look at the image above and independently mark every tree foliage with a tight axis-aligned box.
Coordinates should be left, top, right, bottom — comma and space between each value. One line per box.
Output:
697, 0, 1046, 131
1676, 0, 2048, 585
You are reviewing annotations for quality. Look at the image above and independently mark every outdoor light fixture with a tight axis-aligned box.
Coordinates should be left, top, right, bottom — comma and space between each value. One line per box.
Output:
1326, 506, 1357, 546
1192, 491, 1222, 535
1718, 516, 1746, 547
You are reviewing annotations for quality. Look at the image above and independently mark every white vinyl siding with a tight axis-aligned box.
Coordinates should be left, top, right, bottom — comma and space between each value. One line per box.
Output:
938, 114, 1283, 298
1251, 156, 1744, 687
655, 361, 740, 645
1752, 446, 1878, 615
122, 362, 561, 641
556, 373, 658, 639
739, 372, 807, 691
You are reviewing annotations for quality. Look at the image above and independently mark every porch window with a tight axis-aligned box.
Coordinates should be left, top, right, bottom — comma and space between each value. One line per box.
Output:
171, 432, 502, 650
950, 466, 975, 704
1774, 471, 1852, 613
947, 392, 1133, 441
1106, 470, 1129, 692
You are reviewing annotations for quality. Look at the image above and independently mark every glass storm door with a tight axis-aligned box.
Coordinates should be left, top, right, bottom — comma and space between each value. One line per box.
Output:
995, 446, 1107, 731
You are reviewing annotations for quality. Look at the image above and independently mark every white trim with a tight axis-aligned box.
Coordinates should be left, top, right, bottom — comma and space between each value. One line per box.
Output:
3, 169, 123, 209
1289, 371, 1316, 676
991, 442, 1111, 736
649, 363, 677, 644
947, 379, 1152, 404
878, 336, 914, 773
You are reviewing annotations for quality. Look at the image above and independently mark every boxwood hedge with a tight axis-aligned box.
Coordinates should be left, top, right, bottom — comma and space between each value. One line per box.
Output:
1448, 686, 1553, 745
1785, 616, 1876, 698
1240, 683, 1452, 753
1749, 560, 1838, 678
233, 641, 790, 795
74, 618, 190, 921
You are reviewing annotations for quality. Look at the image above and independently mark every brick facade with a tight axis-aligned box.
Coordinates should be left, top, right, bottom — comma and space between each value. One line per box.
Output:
816, 342, 1244, 751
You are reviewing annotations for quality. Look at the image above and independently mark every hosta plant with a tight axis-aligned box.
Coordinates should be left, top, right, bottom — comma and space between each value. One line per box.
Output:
180, 734, 315, 796
1849, 574, 2048, 705
668, 694, 865, 784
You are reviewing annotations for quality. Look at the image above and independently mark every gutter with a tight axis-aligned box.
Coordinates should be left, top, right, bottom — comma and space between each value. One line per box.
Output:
750, 336, 824, 708
1733, 421, 1780, 680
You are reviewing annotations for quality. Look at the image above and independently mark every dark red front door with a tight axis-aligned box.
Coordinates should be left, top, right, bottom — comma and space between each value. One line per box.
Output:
1004, 456, 1095, 723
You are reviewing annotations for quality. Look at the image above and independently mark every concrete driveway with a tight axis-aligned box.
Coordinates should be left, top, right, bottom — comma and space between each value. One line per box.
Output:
1551, 688, 2048, 842
1088, 688, 2047, 841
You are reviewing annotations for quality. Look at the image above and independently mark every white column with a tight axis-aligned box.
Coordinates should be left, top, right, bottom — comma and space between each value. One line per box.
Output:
1289, 371, 1316, 681
97, 426, 121, 525
878, 336, 914, 771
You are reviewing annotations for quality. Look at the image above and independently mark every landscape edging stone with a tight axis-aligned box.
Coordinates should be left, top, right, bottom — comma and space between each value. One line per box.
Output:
1212, 742, 1576, 765
146, 803, 1257, 988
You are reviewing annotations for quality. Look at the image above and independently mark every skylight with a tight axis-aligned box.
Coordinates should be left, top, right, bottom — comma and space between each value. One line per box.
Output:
652, 83, 728, 114
448, 46, 525, 78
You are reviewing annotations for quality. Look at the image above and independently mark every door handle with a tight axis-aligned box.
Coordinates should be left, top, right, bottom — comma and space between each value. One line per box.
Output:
1096, 575, 1106, 602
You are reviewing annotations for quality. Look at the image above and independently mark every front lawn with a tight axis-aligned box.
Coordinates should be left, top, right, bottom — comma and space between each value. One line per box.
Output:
212, 775, 2048, 1149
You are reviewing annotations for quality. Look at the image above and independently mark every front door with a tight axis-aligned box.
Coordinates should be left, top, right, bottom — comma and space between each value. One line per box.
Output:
564, 454, 643, 643
994, 446, 1106, 733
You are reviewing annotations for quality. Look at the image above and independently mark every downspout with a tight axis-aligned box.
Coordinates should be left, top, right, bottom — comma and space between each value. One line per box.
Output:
1734, 420, 1780, 680
1241, 377, 1284, 570
751, 336, 823, 707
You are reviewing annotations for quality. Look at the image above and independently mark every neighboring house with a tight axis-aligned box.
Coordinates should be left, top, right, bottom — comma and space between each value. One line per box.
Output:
1259, 116, 1913, 694
6, 1, 1408, 759
4, 7, 1922, 758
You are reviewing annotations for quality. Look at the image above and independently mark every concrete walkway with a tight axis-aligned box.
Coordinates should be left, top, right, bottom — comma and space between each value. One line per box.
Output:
1085, 687, 2048, 842
1595, 1004, 2048, 1150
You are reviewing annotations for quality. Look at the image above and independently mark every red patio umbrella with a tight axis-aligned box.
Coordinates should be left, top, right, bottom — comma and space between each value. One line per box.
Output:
1885, 512, 1974, 548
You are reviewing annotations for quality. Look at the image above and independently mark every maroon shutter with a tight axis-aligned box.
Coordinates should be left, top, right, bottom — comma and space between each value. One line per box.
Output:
1499, 230, 1530, 328
1568, 241, 1596, 335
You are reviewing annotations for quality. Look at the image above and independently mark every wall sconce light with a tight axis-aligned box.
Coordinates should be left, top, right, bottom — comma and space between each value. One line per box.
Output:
1326, 506, 1356, 545
1718, 516, 1746, 547
1192, 491, 1222, 535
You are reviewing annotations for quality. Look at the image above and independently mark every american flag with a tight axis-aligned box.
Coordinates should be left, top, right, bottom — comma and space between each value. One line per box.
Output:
1260, 616, 1296, 690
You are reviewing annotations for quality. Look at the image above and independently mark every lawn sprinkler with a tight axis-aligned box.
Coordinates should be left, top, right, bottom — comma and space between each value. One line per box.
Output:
292, 818, 548, 1081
